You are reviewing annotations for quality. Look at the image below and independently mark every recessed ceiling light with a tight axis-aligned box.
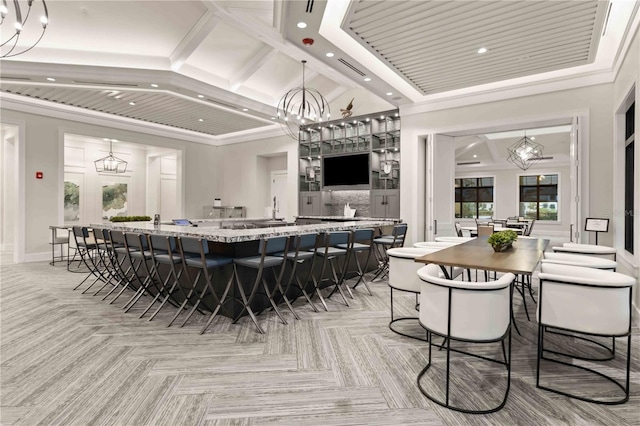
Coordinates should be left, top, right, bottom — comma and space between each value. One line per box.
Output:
46, 77, 55, 81
531, 136, 536, 140
297, 22, 307, 29
150, 83, 158, 88
326, 52, 334, 58
473, 155, 477, 158
477, 47, 488, 54
197, 94, 204, 98
270, 117, 275, 120
103, 138, 109, 141
114, 95, 123, 99
363, 77, 371, 82
198, 118, 204, 122
386, 92, 393, 96
242, 108, 248, 112
129, 102, 136, 106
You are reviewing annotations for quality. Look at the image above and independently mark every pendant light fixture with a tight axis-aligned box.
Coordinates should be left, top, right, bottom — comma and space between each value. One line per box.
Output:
276, 60, 330, 140
94, 139, 127, 174
1, 0, 49, 58
506, 131, 544, 171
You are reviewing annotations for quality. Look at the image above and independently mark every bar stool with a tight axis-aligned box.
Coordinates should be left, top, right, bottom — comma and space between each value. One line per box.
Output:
89, 227, 124, 297
232, 236, 291, 334
170, 236, 234, 334
336, 228, 376, 295
372, 223, 408, 282
105, 229, 140, 304
70, 226, 101, 292
313, 231, 352, 307
277, 233, 321, 316
121, 232, 157, 313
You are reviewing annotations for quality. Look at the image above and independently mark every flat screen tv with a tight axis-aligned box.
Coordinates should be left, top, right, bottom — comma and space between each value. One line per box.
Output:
323, 153, 370, 188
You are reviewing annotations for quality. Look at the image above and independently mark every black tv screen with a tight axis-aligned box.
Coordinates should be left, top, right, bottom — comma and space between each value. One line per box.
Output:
323, 153, 370, 187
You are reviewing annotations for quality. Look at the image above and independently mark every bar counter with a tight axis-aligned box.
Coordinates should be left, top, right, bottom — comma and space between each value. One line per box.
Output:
95, 219, 397, 243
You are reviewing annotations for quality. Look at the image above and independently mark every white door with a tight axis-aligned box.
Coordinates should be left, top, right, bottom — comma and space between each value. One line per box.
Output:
426, 134, 456, 239
160, 177, 178, 220
271, 171, 288, 221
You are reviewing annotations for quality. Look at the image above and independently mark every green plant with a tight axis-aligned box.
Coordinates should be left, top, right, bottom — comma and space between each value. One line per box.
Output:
110, 216, 152, 222
487, 230, 518, 246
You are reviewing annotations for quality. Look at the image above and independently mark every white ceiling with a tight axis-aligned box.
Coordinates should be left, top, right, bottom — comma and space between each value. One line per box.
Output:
0, 0, 637, 144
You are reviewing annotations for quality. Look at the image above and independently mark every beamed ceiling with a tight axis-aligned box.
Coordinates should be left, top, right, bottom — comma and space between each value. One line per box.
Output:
0, 0, 637, 144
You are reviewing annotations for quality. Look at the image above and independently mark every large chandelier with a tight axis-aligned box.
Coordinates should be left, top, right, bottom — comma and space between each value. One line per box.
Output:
276, 60, 330, 140
95, 140, 128, 174
1, 0, 49, 58
507, 131, 544, 171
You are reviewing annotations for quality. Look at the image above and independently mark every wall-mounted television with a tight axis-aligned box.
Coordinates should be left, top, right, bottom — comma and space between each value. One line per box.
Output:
323, 153, 370, 188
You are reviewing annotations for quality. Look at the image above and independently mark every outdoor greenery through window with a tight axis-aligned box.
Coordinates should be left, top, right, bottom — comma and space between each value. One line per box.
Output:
519, 174, 558, 220
455, 177, 494, 219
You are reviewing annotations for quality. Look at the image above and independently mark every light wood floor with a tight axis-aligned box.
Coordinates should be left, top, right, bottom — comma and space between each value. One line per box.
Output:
1, 257, 639, 425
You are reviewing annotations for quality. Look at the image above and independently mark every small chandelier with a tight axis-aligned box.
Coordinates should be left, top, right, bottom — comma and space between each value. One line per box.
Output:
95, 140, 127, 174
1, 0, 49, 58
507, 131, 544, 171
276, 60, 330, 140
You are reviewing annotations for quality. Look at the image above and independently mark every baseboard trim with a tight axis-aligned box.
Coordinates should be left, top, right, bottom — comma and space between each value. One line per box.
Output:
23, 252, 52, 263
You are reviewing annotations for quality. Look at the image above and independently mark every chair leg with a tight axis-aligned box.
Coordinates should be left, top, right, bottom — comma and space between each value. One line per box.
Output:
232, 265, 265, 334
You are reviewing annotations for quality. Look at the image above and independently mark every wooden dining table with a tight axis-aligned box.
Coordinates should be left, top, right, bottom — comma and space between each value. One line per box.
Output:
414, 236, 549, 333
415, 236, 548, 277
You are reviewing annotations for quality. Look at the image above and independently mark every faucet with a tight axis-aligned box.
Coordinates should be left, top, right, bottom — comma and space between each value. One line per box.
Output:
272, 196, 277, 220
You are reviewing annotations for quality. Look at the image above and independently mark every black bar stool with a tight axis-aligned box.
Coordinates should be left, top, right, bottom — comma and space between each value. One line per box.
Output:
313, 231, 352, 307
336, 228, 376, 295
232, 236, 291, 334
372, 223, 408, 282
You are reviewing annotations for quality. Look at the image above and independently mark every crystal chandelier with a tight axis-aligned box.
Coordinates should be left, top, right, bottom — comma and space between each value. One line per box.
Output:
1, 0, 49, 58
506, 131, 544, 171
276, 60, 330, 140
94, 140, 128, 174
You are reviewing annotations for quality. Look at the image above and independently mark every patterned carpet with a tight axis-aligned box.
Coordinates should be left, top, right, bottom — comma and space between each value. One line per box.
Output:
1, 255, 639, 426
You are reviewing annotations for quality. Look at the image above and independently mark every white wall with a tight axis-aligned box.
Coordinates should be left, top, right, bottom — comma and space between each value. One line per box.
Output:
612, 23, 639, 318
217, 135, 297, 220
1, 129, 17, 250
455, 166, 571, 236
400, 83, 614, 246
1, 109, 220, 260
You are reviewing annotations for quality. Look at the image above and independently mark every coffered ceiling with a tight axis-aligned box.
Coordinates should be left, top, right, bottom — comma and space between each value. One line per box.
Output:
0, 0, 637, 144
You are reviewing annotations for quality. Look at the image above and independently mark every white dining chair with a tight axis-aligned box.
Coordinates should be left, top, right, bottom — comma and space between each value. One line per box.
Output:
542, 252, 617, 271
536, 263, 635, 404
552, 242, 617, 260
417, 264, 516, 414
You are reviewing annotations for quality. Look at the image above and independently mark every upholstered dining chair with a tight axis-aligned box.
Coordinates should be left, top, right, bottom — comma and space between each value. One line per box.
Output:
417, 264, 516, 414
552, 242, 617, 260
536, 263, 635, 404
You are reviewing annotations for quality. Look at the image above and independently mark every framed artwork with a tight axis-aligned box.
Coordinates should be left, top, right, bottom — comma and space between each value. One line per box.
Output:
102, 183, 128, 219
64, 180, 80, 222
585, 218, 609, 232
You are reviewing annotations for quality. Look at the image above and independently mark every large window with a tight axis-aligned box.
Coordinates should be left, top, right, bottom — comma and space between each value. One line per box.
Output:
455, 177, 494, 219
519, 174, 558, 220
624, 102, 634, 254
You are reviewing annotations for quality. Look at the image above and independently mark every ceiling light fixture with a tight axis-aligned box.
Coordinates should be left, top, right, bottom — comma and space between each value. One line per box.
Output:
477, 47, 488, 54
242, 108, 248, 112
363, 77, 371, 82
276, 60, 330, 140
297, 22, 307, 28
326, 52, 334, 57
507, 130, 544, 171
46, 77, 55, 81
150, 83, 158, 88
197, 94, 204, 98
128, 101, 135, 106
1, 0, 49, 58
386, 92, 393, 96
94, 140, 127, 174
198, 118, 204, 122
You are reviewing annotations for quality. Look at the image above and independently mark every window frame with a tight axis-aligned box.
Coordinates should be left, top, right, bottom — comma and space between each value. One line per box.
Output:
454, 176, 495, 219
517, 173, 560, 222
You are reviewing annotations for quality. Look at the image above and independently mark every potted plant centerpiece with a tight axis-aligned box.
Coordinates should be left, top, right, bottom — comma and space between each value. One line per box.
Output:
487, 230, 518, 252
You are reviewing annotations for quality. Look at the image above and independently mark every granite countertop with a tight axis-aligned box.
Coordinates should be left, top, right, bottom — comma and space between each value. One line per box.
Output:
95, 220, 396, 243
190, 217, 285, 224
296, 215, 402, 222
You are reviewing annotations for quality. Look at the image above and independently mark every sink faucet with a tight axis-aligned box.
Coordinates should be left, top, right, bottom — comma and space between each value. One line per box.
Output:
272, 196, 277, 219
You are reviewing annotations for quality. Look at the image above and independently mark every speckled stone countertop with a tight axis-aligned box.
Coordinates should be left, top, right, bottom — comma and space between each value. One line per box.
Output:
95, 220, 396, 243
189, 217, 285, 224
296, 216, 402, 222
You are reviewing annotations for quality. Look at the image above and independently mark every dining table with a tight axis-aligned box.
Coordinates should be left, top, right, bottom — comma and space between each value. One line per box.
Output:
414, 236, 549, 333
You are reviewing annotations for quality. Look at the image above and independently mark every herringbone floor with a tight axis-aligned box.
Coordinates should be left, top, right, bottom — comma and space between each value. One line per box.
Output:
1, 257, 639, 425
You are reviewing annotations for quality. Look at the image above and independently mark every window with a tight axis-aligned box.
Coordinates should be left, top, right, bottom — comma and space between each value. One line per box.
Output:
625, 102, 634, 254
519, 174, 558, 220
455, 177, 494, 219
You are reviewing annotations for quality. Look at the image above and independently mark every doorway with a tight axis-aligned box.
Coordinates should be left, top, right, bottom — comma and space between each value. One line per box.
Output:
271, 170, 288, 221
